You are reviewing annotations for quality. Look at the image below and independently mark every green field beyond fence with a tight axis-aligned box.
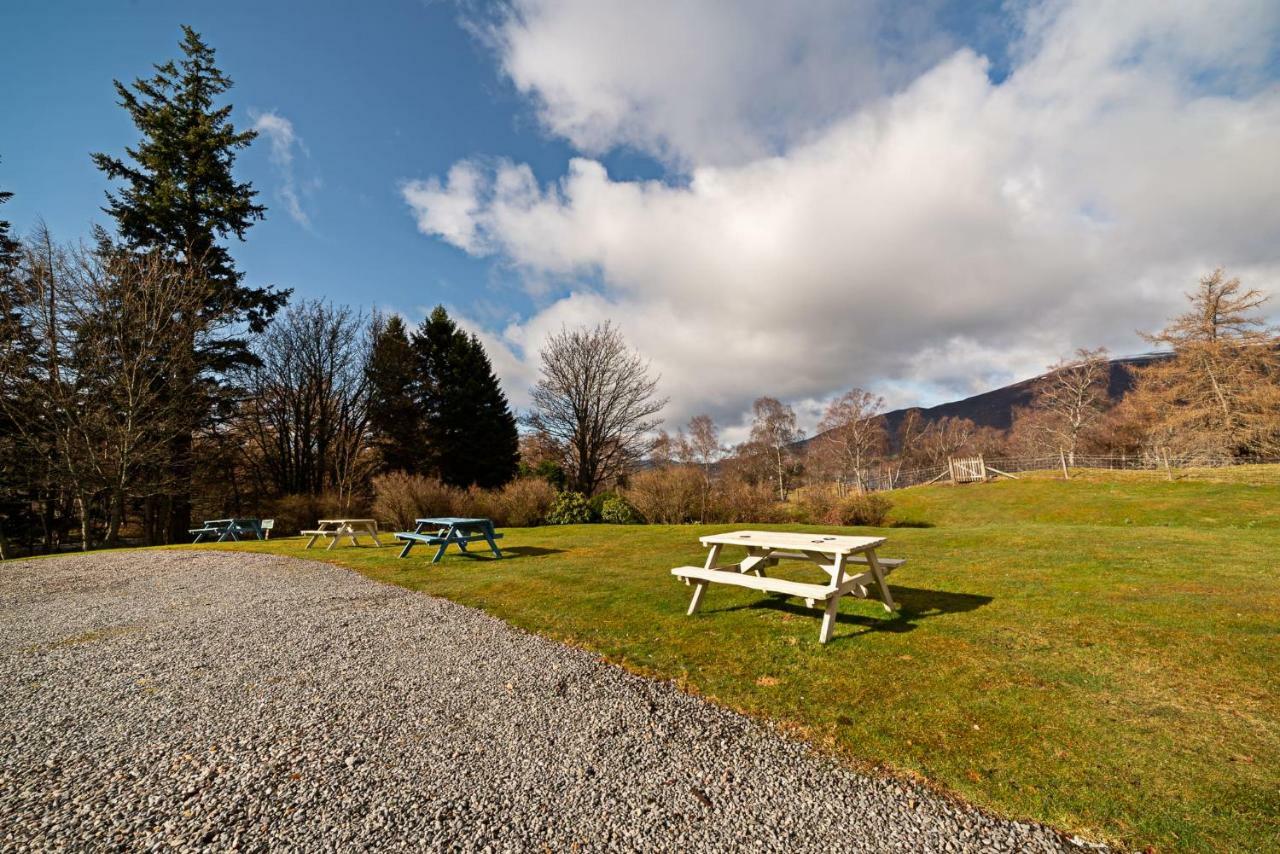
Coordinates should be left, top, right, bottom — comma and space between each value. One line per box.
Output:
192, 474, 1280, 853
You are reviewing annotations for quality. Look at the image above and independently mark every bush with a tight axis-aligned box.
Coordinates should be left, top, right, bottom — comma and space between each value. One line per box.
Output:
370, 472, 461, 530
492, 478, 557, 527
599, 494, 640, 524
623, 466, 705, 524
825, 492, 893, 527
546, 491, 593, 525
792, 486, 838, 525
269, 492, 365, 536
706, 478, 782, 524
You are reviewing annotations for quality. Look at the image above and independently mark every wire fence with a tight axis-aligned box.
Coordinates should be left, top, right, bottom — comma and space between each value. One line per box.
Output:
852, 453, 1280, 492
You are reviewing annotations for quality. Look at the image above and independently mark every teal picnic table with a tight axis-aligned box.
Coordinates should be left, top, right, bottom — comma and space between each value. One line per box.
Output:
395, 517, 503, 562
189, 518, 263, 543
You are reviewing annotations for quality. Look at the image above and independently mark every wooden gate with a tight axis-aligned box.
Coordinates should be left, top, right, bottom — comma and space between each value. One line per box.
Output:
949, 455, 987, 483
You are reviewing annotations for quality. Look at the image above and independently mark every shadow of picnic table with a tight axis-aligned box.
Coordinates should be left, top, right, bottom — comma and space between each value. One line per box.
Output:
717, 585, 993, 641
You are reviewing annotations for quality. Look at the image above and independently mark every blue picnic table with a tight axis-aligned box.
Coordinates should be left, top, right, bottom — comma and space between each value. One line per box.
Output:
189, 518, 264, 543
395, 517, 504, 562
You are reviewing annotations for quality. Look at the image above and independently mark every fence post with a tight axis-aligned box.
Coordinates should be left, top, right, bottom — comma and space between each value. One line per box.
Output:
948, 457, 956, 485
1162, 447, 1174, 481
1059, 449, 1070, 480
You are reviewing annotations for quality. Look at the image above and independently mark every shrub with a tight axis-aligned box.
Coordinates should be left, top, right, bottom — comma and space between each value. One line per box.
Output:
623, 466, 704, 524
493, 478, 557, 527
599, 494, 640, 524
706, 478, 781, 523
269, 492, 364, 536
825, 492, 893, 527
371, 472, 461, 530
791, 486, 838, 525
546, 491, 593, 525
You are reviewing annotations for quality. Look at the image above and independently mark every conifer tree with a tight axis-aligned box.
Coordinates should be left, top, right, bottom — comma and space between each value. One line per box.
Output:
91, 27, 288, 541
411, 306, 518, 488
366, 314, 425, 474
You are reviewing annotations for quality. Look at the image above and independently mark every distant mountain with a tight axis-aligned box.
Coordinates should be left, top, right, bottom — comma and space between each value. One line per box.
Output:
801, 352, 1169, 450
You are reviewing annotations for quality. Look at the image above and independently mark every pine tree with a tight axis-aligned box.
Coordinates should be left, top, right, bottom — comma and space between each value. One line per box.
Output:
411, 306, 518, 488
91, 27, 286, 332
366, 314, 425, 474
91, 27, 289, 541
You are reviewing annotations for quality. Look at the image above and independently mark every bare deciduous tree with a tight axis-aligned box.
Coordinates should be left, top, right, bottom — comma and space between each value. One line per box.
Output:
747, 396, 803, 500
0, 227, 214, 547
814, 388, 887, 493
1011, 348, 1111, 462
685, 414, 722, 521
237, 300, 374, 507
527, 322, 666, 494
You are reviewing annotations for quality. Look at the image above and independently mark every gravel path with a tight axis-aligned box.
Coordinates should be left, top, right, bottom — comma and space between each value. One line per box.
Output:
1, 550, 1101, 852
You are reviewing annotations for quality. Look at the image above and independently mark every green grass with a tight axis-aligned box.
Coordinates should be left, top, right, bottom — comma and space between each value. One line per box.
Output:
180, 476, 1280, 852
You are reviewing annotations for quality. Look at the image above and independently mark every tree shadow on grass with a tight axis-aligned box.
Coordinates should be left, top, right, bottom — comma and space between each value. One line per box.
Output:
711, 585, 993, 641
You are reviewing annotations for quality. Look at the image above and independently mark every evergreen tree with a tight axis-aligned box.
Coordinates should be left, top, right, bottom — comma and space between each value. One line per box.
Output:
91, 27, 289, 541
91, 27, 286, 333
366, 314, 425, 473
0, 160, 18, 273
411, 306, 519, 488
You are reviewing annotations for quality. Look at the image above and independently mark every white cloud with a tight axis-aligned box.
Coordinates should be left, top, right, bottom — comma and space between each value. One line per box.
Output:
407, 0, 1280, 433
251, 110, 313, 229
481, 0, 958, 168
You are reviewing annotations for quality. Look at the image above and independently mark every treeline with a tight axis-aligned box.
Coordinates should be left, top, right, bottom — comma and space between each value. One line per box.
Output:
0, 28, 523, 555
618, 270, 1280, 524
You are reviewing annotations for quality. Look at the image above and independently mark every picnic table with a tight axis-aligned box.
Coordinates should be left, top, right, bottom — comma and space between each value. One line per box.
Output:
395, 517, 503, 562
189, 518, 264, 543
301, 518, 383, 550
671, 530, 905, 644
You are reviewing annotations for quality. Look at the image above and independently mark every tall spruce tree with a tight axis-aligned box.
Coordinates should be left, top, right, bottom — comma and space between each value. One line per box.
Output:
411, 306, 519, 488
366, 314, 425, 474
91, 27, 288, 541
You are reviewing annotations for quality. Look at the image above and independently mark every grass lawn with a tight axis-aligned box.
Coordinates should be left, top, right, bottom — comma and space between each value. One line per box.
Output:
186, 474, 1279, 852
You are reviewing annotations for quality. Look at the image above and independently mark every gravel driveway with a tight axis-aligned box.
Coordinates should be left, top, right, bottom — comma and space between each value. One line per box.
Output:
1, 551, 1100, 852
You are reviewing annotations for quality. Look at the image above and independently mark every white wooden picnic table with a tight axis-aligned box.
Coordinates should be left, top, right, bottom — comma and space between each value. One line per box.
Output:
671, 530, 905, 644
301, 518, 383, 550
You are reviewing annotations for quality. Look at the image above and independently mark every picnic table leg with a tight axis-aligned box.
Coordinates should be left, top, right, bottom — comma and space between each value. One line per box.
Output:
370, 532, 383, 547
687, 580, 709, 615
819, 595, 841, 643
740, 547, 770, 577
482, 528, 503, 559
431, 525, 455, 563
865, 550, 897, 612
305, 533, 320, 549
326, 534, 339, 551
192, 532, 205, 543
398, 538, 415, 559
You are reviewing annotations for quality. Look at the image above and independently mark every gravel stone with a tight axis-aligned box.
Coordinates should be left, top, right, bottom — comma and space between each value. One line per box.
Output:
0, 550, 1106, 852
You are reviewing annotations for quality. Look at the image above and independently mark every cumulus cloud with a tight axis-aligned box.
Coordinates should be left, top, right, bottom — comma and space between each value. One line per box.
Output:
251, 109, 313, 228
479, 0, 959, 168
408, 0, 1280, 435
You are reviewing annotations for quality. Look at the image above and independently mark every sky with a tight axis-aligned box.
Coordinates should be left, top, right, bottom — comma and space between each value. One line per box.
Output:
4, 0, 1280, 443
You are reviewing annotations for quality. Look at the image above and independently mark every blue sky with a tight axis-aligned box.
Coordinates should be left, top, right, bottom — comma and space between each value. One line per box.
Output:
1, 0, 644, 326
4, 2, 1279, 440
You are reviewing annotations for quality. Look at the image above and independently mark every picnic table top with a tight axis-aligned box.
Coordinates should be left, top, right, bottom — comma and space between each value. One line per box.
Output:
204, 518, 260, 526
317, 518, 378, 525
699, 530, 885, 555
414, 517, 494, 526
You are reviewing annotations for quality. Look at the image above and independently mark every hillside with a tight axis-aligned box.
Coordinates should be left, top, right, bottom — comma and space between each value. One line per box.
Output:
798, 352, 1168, 451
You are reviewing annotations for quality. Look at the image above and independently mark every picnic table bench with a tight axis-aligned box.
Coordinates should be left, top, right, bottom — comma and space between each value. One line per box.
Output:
395, 517, 503, 562
671, 530, 905, 644
189, 518, 263, 543
301, 518, 383, 550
